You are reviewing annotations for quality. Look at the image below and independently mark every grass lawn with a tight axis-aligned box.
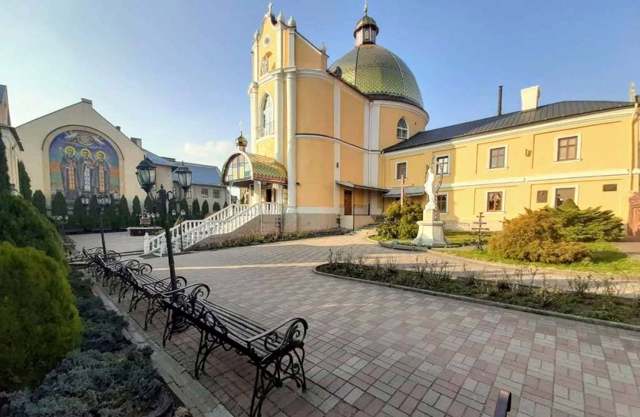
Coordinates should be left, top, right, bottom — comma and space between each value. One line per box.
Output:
369, 231, 495, 246
440, 242, 640, 276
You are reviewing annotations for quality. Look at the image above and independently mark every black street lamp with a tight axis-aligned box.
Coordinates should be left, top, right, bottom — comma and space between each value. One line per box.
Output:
136, 157, 192, 292
81, 192, 111, 256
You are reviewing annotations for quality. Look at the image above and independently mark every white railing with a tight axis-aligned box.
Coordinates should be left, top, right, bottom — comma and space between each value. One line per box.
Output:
143, 202, 282, 256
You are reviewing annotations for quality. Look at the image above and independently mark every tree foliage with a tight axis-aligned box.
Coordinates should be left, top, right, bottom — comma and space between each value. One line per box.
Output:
201, 200, 209, 218
18, 161, 32, 201
51, 191, 67, 218
0, 194, 65, 264
552, 200, 623, 242
69, 197, 86, 231
143, 195, 153, 214
488, 208, 590, 263
118, 196, 130, 228
376, 200, 423, 240
212, 201, 221, 212
179, 199, 189, 218
0, 137, 10, 193
0, 243, 82, 391
191, 198, 201, 219
32, 190, 47, 215
131, 196, 142, 226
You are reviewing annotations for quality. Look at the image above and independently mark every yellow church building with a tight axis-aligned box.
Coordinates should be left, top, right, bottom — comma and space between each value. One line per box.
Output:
221, 4, 640, 235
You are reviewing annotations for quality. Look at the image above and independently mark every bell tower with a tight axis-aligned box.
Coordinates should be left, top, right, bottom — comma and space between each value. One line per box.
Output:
354, 2, 379, 46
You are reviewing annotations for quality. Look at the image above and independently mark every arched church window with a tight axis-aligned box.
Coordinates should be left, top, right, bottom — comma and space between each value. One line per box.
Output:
396, 118, 409, 141
261, 95, 274, 136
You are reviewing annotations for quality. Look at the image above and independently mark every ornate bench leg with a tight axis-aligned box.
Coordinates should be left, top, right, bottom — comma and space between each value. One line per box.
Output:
194, 330, 221, 379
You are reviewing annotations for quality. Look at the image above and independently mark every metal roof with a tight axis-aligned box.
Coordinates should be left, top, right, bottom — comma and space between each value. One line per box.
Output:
384, 100, 634, 153
329, 44, 423, 108
143, 150, 223, 187
222, 152, 287, 185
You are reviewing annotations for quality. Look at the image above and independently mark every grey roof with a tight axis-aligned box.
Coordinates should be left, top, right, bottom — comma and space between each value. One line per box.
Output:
143, 150, 223, 187
384, 100, 634, 153
177, 162, 223, 187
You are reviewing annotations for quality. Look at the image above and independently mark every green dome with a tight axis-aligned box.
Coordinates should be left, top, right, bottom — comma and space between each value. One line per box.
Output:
329, 44, 424, 108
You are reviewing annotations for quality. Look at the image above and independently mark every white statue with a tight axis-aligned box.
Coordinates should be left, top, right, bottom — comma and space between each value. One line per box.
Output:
424, 165, 436, 210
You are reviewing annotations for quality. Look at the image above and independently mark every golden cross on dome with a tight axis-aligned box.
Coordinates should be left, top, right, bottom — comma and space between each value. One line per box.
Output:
364, 0, 368, 15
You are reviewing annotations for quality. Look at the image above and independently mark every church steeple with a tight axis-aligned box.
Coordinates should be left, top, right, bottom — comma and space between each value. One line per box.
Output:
353, 1, 379, 46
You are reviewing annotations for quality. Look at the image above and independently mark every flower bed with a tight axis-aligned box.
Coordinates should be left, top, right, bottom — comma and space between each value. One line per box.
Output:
3, 271, 175, 417
317, 253, 640, 326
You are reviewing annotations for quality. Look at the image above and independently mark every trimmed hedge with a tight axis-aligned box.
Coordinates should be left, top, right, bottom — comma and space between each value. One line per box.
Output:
0, 194, 66, 264
0, 243, 82, 391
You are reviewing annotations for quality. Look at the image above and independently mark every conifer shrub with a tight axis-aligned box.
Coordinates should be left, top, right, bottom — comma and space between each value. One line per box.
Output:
118, 196, 130, 227
131, 195, 142, 226
69, 197, 86, 231
553, 200, 623, 242
212, 201, 221, 212
488, 208, 590, 263
0, 138, 10, 193
32, 190, 47, 215
18, 161, 32, 201
0, 243, 82, 391
376, 201, 423, 240
50, 191, 67, 218
0, 194, 65, 263
201, 200, 210, 217
192, 198, 201, 219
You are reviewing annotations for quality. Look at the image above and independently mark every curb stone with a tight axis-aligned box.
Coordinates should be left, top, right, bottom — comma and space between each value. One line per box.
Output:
93, 284, 234, 417
313, 266, 640, 333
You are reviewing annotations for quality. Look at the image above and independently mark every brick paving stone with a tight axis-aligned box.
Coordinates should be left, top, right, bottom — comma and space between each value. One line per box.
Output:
75, 230, 640, 417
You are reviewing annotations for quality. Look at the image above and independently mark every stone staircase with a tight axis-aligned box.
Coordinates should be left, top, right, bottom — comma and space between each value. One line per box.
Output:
143, 202, 282, 256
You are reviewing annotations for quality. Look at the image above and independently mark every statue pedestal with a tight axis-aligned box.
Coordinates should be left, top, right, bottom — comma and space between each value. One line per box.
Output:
413, 208, 447, 248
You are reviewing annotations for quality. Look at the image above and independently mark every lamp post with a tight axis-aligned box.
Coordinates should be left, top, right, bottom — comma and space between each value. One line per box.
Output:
96, 193, 111, 256
136, 157, 192, 291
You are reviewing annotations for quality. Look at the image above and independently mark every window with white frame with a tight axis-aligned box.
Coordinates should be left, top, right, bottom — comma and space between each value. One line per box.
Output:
486, 191, 503, 212
396, 118, 409, 141
436, 194, 448, 213
201, 188, 209, 197
396, 162, 407, 180
213, 189, 221, 199
554, 187, 575, 207
489, 146, 506, 169
435, 155, 449, 175
261, 95, 273, 136
556, 136, 578, 161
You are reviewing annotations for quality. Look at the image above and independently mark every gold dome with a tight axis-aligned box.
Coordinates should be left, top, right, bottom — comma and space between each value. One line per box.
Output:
329, 44, 424, 108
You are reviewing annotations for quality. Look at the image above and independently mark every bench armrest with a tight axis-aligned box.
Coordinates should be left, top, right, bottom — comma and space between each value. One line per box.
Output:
162, 282, 210, 299
246, 317, 308, 354
142, 275, 188, 290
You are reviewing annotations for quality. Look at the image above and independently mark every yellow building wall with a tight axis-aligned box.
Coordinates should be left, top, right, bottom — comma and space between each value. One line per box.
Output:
296, 139, 334, 207
257, 18, 281, 72
296, 77, 333, 136
381, 112, 637, 229
340, 89, 365, 147
340, 145, 364, 185
295, 35, 325, 70
378, 105, 428, 150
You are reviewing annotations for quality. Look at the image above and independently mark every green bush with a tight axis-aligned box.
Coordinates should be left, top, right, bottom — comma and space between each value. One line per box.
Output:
553, 200, 623, 242
0, 194, 66, 263
118, 196, 130, 227
0, 243, 82, 391
18, 161, 32, 201
51, 191, 67, 218
201, 200, 210, 217
131, 196, 142, 226
212, 201, 221, 212
192, 198, 201, 219
69, 197, 86, 231
0, 138, 10, 193
488, 208, 590, 263
32, 190, 47, 215
376, 200, 423, 240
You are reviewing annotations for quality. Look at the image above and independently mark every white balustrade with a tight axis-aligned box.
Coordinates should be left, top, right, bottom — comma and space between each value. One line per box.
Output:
144, 203, 282, 256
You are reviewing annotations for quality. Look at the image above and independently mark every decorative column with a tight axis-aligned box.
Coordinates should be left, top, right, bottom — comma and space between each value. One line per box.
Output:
286, 71, 297, 213
274, 73, 284, 162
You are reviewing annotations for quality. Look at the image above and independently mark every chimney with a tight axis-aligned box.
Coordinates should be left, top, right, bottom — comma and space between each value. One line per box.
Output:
629, 82, 637, 103
520, 86, 540, 111
80, 98, 93, 106
497, 85, 503, 116
115, 125, 121, 131
131, 137, 142, 147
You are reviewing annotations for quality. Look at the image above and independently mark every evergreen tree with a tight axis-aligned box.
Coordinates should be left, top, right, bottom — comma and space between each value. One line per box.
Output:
88, 195, 100, 230
0, 138, 10, 193
118, 196, 130, 227
223, 201, 228, 208
17, 161, 32, 201
32, 190, 47, 215
143, 195, 153, 214
168, 199, 177, 218
201, 200, 210, 218
51, 191, 67, 218
212, 201, 221, 212
106, 204, 121, 231
131, 195, 142, 226
70, 196, 86, 231
191, 198, 201, 219
179, 199, 189, 219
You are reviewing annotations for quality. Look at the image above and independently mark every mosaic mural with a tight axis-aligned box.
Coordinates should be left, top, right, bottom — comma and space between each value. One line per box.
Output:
49, 130, 120, 201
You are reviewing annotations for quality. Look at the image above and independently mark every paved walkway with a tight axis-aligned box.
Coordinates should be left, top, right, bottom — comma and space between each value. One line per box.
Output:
73, 232, 640, 417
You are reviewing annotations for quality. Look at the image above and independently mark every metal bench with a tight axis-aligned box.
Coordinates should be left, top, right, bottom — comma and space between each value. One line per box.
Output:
162, 284, 309, 417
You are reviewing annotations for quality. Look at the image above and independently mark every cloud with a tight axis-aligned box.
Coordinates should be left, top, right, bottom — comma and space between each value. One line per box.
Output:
175, 139, 236, 168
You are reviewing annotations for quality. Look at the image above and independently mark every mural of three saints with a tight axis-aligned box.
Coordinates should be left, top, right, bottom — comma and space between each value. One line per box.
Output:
50, 130, 120, 202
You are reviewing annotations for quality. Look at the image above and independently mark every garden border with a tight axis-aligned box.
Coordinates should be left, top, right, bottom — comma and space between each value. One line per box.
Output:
313, 265, 640, 333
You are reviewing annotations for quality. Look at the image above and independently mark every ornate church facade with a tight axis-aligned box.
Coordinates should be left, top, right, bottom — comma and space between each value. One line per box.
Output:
222, 5, 640, 234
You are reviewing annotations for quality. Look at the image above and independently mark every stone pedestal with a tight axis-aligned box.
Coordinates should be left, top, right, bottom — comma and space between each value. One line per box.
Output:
413, 208, 447, 247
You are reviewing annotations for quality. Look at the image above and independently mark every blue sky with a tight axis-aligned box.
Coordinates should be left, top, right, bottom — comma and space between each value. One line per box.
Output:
1, 0, 638, 168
